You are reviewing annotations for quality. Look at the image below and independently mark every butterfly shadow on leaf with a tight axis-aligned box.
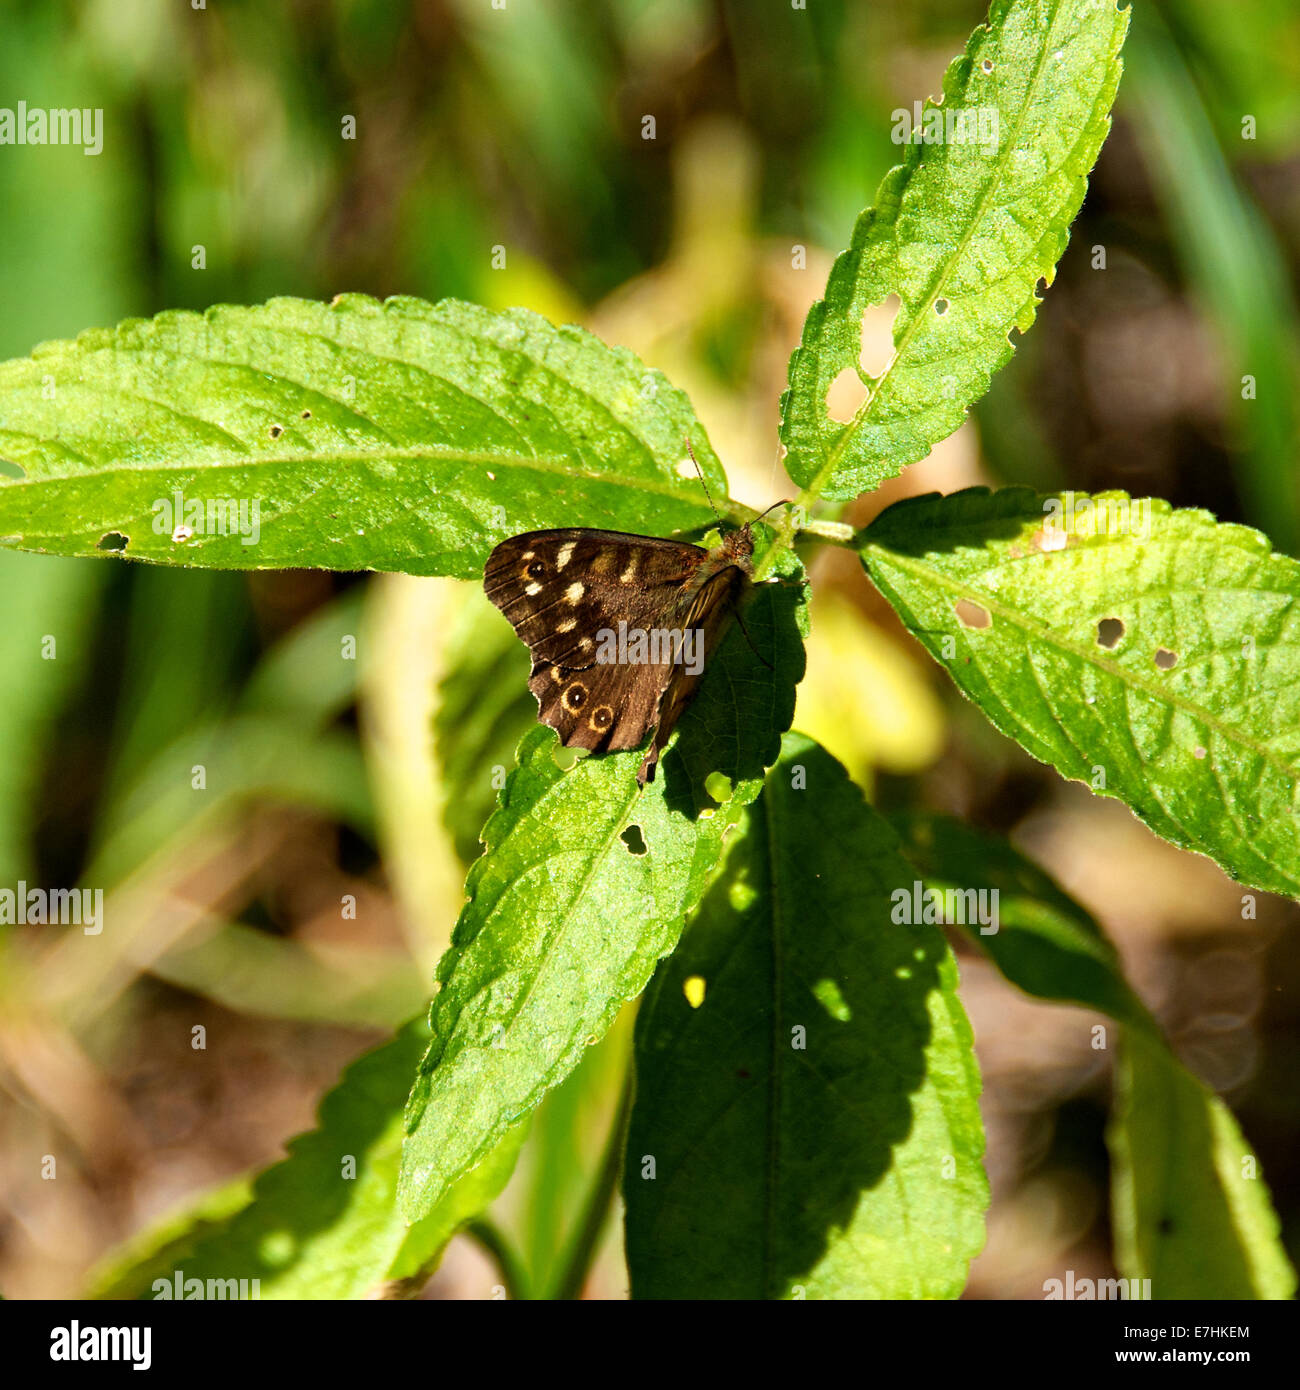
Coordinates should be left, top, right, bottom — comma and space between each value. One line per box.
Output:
658, 572, 807, 820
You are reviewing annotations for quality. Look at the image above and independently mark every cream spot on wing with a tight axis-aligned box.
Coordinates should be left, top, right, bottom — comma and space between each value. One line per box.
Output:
589, 551, 613, 575
550, 665, 563, 683
565, 582, 584, 602
578, 637, 593, 652
556, 541, 575, 570
620, 556, 638, 583
522, 550, 535, 561
556, 617, 577, 633
525, 582, 543, 596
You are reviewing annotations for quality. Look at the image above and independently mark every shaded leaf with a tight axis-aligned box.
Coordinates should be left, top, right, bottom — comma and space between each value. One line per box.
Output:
894, 812, 1296, 1300
89, 1020, 522, 1300
625, 736, 987, 1299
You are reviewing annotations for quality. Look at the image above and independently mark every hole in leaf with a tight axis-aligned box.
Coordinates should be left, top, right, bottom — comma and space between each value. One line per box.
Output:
825, 367, 869, 423
981, 57, 994, 74
676, 458, 696, 478
934, 298, 949, 316
859, 293, 901, 380
704, 771, 733, 803
300, 408, 312, 419
551, 743, 586, 771
954, 598, 991, 629
97, 531, 128, 552
268, 424, 284, 439
1154, 647, 1178, 670
0, 459, 25, 479
1096, 617, 1124, 649
621, 824, 647, 856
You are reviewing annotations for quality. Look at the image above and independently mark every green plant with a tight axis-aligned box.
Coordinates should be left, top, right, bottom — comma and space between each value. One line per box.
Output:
3, 0, 1293, 1299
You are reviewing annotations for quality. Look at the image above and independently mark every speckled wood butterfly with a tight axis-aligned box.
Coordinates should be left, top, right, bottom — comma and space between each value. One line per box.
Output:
485, 490, 779, 786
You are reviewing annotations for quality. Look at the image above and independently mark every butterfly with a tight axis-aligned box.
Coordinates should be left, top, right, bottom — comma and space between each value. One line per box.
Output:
484, 502, 779, 787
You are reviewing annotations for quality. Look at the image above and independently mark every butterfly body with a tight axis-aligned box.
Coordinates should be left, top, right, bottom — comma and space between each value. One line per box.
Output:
484, 525, 755, 785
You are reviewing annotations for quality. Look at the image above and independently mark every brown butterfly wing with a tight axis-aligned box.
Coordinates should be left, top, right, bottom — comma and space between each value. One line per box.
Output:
484, 529, 706, 757
637, 563, 751, 784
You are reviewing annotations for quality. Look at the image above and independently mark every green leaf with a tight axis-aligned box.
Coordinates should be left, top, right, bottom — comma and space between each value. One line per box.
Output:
434, 588, 537, 865
89, 1020, 523, 1300
781, 0, 1128, 501
624, 736, 987, 1299
890, 811, 1148, 1027
399, 558, 808, 1222
1110, 1029, 1296, 1301
862, 488, 1300, 900
0, 296, 729, 574
893, 813, 1296, 1300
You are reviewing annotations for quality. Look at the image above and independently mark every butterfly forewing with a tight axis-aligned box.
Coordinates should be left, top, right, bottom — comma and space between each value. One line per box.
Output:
484, 526, 754, 782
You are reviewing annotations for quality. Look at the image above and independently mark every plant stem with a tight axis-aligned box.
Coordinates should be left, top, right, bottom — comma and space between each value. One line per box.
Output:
467, 1217, 531, 1300
550, 1067, 635, 1300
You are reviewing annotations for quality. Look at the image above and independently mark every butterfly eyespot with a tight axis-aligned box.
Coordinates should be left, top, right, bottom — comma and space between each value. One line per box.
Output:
527, 560, 546, 580
590, 706, 613, 730
564, 684, 587, 710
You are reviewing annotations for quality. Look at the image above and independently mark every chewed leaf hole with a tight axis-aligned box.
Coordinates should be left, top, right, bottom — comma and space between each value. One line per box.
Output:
1096, 617, 1125, 649
980, 57, 995, 74
954, 598, 991, 629
300, 408, 312, 419
1154, 647, 1178, 670
97, 531, 129, 552
675, 458, 696, 478
621, 824, 647, 856
825, 366, 869, 423
859, 293, 901, 380
704, 771, 733, 804
934, 298, 949, 315
268, 423, 285, 439
0, 459, 25, 479
551, 743, 586, 771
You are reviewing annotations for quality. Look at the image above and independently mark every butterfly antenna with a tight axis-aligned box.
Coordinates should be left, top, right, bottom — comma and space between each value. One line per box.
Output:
684, 437, 724, 524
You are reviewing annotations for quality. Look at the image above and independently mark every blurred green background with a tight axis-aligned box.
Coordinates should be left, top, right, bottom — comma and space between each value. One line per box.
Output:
0, 0, 1298, 1298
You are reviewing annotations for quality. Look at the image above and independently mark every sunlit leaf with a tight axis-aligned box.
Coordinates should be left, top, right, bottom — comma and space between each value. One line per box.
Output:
862, 488, 1300, 900
781, 0, 1128, 500
0, 296, 731, 574
399, 557, 808, 1222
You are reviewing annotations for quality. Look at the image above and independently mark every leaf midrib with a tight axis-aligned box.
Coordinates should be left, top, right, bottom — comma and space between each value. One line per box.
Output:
0, 444, 718, 507
810, 0, 1082, 499
864, 543, 1298, 781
